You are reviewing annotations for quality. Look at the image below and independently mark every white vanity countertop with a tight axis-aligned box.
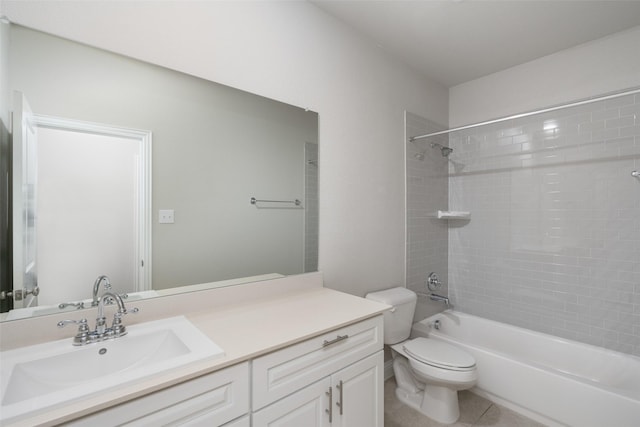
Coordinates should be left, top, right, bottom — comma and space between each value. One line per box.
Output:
5, 286, 390, 427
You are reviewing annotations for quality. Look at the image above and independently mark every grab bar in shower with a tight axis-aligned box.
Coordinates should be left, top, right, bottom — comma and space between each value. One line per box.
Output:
250, 197, 301, 206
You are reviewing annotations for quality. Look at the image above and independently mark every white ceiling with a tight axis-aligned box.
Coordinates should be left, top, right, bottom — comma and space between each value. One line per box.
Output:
311, 0, 640, 87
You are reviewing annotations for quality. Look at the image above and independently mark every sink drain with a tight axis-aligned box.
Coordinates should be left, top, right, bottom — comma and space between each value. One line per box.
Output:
98, 348, 107, 355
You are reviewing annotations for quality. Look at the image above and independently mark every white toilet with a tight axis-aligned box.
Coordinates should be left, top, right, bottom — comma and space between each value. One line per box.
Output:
366, 287, 477, 424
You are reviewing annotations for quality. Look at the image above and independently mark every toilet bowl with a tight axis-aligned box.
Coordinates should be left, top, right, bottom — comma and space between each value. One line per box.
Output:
365, 287, 477, 425
391, 337, 477, 424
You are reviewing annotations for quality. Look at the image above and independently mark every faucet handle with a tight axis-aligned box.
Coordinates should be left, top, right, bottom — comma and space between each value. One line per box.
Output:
111, 306, 139, 323
427, 272, 442, 291
110, 307, 139, 336
122, 306, 139, 315
110, 312, 126, 336
57, 318, 89, 330
58, 301, 85, 310
57, 318, 91, 345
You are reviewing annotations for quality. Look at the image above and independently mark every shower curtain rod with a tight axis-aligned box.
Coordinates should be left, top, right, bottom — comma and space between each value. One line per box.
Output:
409, 86, 640, 142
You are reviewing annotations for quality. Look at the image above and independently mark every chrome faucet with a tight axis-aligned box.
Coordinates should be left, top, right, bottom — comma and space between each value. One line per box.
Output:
429, 293, 450, 306
91, 275, 112, 306
58, 291, 138, 345
95, 291, 128, 336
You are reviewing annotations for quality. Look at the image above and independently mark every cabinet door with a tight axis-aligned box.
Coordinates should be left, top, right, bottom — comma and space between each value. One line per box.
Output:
252, 377, 331, 427
332, 351, 384, 427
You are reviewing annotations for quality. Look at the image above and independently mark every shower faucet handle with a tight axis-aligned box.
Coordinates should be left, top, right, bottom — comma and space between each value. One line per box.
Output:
427, 272, 442, 291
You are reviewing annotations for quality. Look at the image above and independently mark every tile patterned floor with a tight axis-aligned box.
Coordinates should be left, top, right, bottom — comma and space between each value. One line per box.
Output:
384, 378, 548, 427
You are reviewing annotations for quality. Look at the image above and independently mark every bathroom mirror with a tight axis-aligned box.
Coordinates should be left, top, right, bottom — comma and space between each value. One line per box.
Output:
2, 24, 319, 320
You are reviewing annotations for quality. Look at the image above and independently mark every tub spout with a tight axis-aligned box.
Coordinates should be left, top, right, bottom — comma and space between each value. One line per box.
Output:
429, 293, 450, 306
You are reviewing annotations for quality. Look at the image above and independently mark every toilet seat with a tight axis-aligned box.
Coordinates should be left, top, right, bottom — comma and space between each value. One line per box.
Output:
403, 338, 476, 371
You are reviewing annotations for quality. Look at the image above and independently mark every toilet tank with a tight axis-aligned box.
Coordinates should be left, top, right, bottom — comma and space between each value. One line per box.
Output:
365, 287, 417, 345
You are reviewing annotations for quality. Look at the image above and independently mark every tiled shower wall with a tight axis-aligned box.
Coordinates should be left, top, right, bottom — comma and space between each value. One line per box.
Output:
447, 91, 640, 356
406, 112, 450, 321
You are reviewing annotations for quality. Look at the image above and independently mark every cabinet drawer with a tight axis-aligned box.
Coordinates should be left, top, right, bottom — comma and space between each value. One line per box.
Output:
68, 362, 249, 427
252, 315, 383, 410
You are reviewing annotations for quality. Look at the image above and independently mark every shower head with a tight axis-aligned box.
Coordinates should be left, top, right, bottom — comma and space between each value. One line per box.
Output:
430, 142, 453, 157
441, 146, 454, 157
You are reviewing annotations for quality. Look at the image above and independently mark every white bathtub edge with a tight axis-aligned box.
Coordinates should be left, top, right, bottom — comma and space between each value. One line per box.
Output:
411, 310, 640, 427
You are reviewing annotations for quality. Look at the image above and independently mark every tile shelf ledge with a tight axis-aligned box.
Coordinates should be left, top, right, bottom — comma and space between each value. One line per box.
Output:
431, 210, 471, 220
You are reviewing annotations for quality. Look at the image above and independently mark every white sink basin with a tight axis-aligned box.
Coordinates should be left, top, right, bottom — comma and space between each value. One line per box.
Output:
0, 316, 224, 423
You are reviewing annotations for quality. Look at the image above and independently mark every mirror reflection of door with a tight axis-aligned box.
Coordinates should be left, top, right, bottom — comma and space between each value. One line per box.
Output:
11, 105, 151, 309
37, 126, 139, 305
11, 92, 38, 309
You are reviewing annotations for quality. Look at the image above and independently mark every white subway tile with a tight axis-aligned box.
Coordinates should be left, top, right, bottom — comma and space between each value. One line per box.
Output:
620, 125, 640, 137
605, 94, 635, 108
412, 93, 639, 355
605, 116, 634, 129
441, 93, 640, 356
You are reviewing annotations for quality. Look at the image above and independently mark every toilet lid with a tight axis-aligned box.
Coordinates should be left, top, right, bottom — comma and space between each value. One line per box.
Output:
403, 338, 476, 370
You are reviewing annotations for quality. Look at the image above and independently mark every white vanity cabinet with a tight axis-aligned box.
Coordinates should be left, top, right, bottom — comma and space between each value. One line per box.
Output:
62, 315, 384, 427
252, 316, 384, 427
66, 362, 250, 427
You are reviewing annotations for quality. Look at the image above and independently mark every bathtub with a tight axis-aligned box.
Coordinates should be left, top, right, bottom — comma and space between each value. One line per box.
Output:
411, 310, 640, 427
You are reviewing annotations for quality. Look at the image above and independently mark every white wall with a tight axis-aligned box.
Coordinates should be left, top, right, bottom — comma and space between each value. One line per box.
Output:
2, 0, 448, 296
450, 25, 640, 126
